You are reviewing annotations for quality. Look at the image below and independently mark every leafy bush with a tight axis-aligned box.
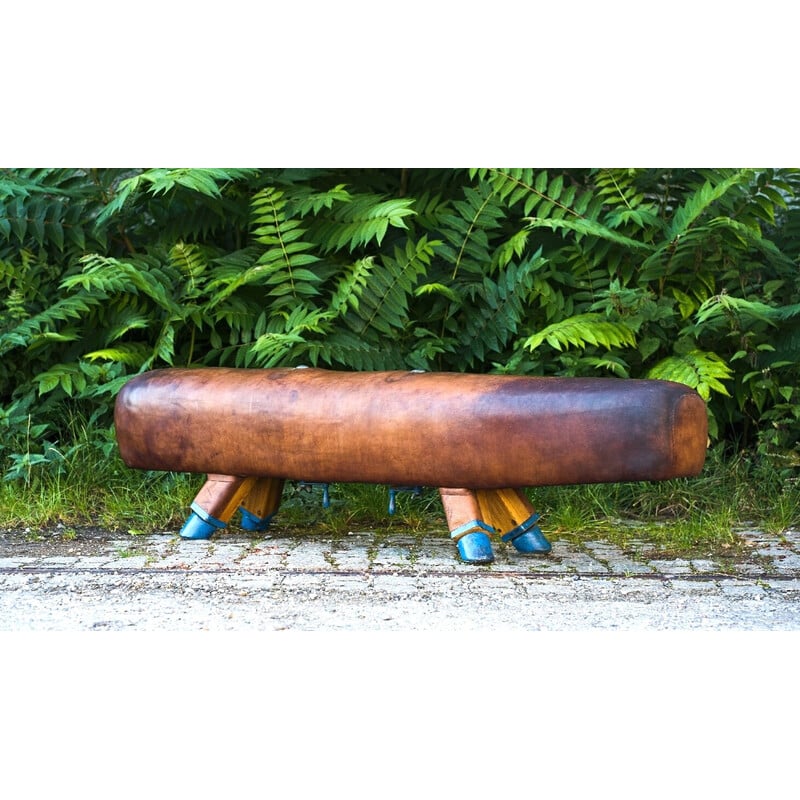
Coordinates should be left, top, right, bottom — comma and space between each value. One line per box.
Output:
2, 167, 800, 481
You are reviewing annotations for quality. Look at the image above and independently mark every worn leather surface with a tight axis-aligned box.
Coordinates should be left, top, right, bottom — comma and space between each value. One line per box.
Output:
114, 367, 708, 488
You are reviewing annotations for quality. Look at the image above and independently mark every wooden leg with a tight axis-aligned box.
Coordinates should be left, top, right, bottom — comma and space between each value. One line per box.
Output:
239, 478, 285, 531
438, 487, 495, 564
180, 474, 256, 539
475, 488, 551, 554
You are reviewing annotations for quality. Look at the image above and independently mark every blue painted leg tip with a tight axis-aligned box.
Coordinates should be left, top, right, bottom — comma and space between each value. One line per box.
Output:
180, 512, 218, 540
239, 507, 274, 532
510, 527, 552, 554
456, 532, 495, 564
240, 516, 271, 532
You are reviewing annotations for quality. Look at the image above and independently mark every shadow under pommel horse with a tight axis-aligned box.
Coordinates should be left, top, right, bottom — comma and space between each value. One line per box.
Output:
114, 367, 708, 564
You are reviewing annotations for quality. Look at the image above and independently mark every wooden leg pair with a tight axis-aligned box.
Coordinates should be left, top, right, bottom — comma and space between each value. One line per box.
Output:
180, 476, 550, 564
439, 487, 550, 563
179, 475, 284, 539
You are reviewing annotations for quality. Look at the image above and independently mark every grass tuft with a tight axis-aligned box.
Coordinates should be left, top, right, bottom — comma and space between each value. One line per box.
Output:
1, 440, 799, 558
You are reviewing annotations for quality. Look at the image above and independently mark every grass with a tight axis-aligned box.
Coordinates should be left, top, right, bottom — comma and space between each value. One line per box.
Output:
528, 447, 800, 556
0, 447, 198, 532
1, 441, 799, 558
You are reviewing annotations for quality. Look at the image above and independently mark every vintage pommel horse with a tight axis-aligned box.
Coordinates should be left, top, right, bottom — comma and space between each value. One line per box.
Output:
114, 367, 708, 564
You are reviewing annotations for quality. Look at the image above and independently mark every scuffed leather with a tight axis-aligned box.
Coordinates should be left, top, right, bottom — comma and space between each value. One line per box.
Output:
114, 367, 708, 489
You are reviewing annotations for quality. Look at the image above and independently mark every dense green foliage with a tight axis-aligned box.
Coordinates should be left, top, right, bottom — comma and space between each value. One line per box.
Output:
2, 167, 800, 484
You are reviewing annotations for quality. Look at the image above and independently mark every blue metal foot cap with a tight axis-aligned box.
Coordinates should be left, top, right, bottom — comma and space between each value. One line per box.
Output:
456, 531, 495, 564
180, 512, 219, 540
239, 507, 275, 532
510, 526, 551, 554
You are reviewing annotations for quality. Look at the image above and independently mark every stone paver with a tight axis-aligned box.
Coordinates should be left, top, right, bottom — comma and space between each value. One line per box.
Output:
649, 558, 693, 574
2, 523, 800, 630
584, 541, 656, 575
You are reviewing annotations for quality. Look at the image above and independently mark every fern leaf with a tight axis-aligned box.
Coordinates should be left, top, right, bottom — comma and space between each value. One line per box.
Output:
310, 194, 416, 253
148, 321, 176, 367
485, 168, 595, 221
94, 168, 256, 227
524, 216, 652, 251
206, 191, 322, 310
592, 169, 642, 208
495, 229, 531, 270
414, 282, 461, 303
0, 169, 104, 255
646, 350, 732, 400
83, 343, 151, 366
668, 170, 752, 238
303, 329, 399, 370
169, 242, 209, 284
96, 304, 153, 344
0, 293, 101, 356
524, 313, 637, 353
451, 248, 546, 366
580, 355, 631, 378
63, 255, 182, 315
694, 293, 778, 328
438, 181, 504, 279
286, 184, 352, 216
342, 236, 435, 336
248, 306, 334, 368
330, 257, 375, 314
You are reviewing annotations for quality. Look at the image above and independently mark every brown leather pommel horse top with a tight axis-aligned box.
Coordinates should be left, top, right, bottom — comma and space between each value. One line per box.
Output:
114, 367, 708, 564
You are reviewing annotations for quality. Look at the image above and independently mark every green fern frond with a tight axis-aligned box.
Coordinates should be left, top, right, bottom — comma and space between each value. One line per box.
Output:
304, 329, 406, 371
770, 302, 800, 322
580, 354, 631, 378
96, 168, 256, 223
149, 320, 176, 367
0, 169, 70, 201
414, 282, 461, 303
83, 343, 151, 366
247, 187, 322, 307
647, 349, 732, 400
438, 181, 504, 279
330, 257, 376, 315
211, 295, 260, 340
668, 170, 753, 238
495, 229, 530, 270
0, 293, 102, 356
592, 169, 643, 209
694, 293, 779, 328
0, 168, 105, 254
248, 306, 335, 368
142, 168, 255, 197
705, 217, 792, 268
169, 242, 209, 284
484, 168, 591, 220
64, 255, 181, 315
523, 216, 652, 251
206, 193, 322, 310
451, 248, 547, 366
286, 184, 352, 216
311, 194, 416, 253
247, 332, 306, 368
103, 306, 156, 343
205, 247, 260, 294
27, 329, 82, 350
604, 206, 663, 231
407, 191, 450, 234
342, 236, 436, 336
524, 313, 637, 353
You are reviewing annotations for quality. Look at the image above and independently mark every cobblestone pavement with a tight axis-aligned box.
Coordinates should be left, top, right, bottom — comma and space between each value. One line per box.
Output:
2, 525, 800, 630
